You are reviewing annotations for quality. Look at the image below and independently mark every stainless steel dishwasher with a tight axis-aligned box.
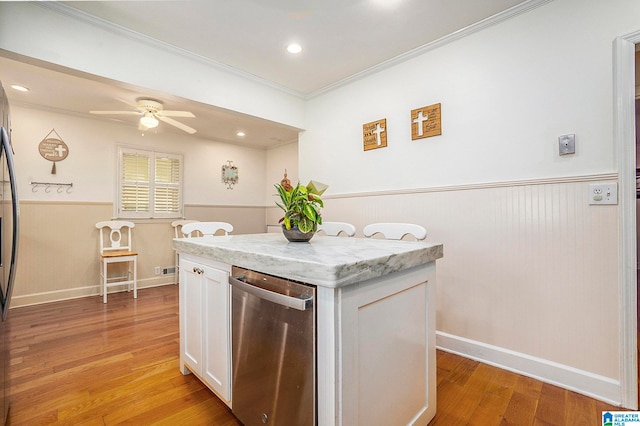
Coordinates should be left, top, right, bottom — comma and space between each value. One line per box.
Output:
230, 266, 316, 426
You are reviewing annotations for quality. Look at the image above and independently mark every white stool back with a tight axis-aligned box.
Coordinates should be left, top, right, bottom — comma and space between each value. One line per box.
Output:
317, 221, 356, 237
363, 222, 427, 241
181, 221, 234, 237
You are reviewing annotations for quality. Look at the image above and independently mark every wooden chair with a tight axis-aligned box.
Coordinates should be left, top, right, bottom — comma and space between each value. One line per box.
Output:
172, 219, 199, 238
96, 221, 138, 303
181, 221, 233, 237
363, 222, 427, 241
317, 221, 356, 237
171, 220, 199, 284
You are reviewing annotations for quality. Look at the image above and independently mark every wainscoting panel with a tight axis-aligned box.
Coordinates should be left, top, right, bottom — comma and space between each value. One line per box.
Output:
184, 205, 267, 235
309, 177, 620, 390
14, 201, 114, 305
11, 202, 267, 307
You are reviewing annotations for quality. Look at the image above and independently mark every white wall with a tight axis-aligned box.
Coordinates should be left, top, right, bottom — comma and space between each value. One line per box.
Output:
301, 0, 640, 191
12, 106, 269, 206
264, 142, 299, 227
300, 0, 640, 406
265, 142, 299, 201
9, 105, 276, 305
0, 2, 306, 131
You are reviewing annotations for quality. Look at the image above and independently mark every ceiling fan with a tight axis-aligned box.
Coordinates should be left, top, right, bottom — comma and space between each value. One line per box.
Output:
90, 98, 197, 134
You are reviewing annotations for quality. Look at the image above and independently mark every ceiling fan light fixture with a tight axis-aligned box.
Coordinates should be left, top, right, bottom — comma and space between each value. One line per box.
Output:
90, 98, 195, 133
140, 114, 159, 129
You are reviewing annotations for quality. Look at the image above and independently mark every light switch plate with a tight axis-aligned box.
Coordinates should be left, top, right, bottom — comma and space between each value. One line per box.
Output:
588, 183, 618, 205
559, 134, 575, 155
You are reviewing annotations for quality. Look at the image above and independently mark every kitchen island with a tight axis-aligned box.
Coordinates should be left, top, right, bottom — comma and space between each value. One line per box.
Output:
174, 233, 443, 426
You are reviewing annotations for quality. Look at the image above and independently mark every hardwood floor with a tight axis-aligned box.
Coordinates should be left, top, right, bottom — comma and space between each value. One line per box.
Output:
7, 285, 240, 425
5, 285, 622, 425
432, 351, 619, 425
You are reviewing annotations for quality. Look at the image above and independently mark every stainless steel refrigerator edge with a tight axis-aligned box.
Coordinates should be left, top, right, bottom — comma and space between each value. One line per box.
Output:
0, 81, 20, 425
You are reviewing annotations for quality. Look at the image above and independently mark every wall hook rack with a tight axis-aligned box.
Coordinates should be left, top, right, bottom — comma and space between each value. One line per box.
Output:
30, 181, 73, 194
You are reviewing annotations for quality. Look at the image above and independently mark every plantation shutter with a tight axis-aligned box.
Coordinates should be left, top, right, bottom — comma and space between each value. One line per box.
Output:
121, 152, 150, 214
117, 147, 183, 219
154, 155, 181, 214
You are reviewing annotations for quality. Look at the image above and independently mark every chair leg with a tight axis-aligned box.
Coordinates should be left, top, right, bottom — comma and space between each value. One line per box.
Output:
133, 259, 137, 299
103, 261, 108, 304
175, 252, 179, 285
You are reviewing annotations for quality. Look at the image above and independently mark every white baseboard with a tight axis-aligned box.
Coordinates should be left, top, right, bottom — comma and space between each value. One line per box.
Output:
436, 331, 622, 407
9, 276, 176, 308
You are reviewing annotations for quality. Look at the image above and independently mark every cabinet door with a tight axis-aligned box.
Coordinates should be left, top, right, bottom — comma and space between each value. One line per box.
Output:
180, 259, 203, 375
202, 266, 231, 403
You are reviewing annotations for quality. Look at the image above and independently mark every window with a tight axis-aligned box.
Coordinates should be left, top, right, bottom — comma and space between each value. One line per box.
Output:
117, 147, 183, 219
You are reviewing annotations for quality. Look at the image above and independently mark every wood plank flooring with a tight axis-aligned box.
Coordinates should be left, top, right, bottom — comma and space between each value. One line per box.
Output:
432, 351, 619, 425
5, 285, 623, 425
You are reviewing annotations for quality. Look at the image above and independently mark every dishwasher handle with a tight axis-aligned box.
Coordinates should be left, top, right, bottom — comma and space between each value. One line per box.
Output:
230, 275, 313, 311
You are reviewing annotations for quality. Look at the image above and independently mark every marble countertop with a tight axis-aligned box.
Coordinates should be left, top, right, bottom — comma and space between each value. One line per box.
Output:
173, 233, 443, 288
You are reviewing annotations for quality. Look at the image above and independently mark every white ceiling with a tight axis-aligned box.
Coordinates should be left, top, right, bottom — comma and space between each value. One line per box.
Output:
0, 0, 534, 148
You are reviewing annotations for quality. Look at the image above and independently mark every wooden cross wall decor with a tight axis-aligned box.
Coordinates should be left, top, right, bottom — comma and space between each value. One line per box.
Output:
362, 103, 441, 151
38, 129, 69, 174
411, 103, 441, 140
362, 118, 387, 151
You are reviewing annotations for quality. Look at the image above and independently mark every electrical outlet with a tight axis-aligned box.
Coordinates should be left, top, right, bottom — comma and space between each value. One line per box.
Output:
154, 266, 161, 275
588, 183, 618, 205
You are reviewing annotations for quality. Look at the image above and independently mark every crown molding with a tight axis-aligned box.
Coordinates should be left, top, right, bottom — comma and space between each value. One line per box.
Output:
37, 2, 306, 100
306, 0, 553, 99
39, 1, 552, 101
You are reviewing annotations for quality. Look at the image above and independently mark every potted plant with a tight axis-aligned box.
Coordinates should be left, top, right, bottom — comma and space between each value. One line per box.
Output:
274, 178, 327, 242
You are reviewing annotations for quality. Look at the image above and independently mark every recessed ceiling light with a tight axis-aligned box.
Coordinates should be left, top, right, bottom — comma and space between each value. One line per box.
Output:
287, 43, 302, 54
371, 0, 403, 8
236, 131, 245, 137
11, 85, 29, 92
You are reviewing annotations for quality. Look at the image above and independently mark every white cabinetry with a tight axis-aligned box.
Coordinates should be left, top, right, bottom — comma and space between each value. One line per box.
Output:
174, 234, 442, 425
316, 263, 436, 425
337, 264, 435, 425
179, 255, 231, 406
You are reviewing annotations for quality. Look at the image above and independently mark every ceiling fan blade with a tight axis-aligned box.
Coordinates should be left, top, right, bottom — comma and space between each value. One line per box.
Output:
158, 110, 195, 118
117, 98, 142, 109
157, 115, 197, 134
90, 110, 142, 115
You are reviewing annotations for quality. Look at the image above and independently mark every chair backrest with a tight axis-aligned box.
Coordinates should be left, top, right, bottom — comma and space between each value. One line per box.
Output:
181, 221, 234, 237
317, 221, 356, 237
363, 222, 427, 241
96, 221, 135, 254
172, 219, 199, 239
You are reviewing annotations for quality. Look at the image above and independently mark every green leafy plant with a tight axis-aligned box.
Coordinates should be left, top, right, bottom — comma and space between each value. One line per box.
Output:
275, 182, 324, 233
